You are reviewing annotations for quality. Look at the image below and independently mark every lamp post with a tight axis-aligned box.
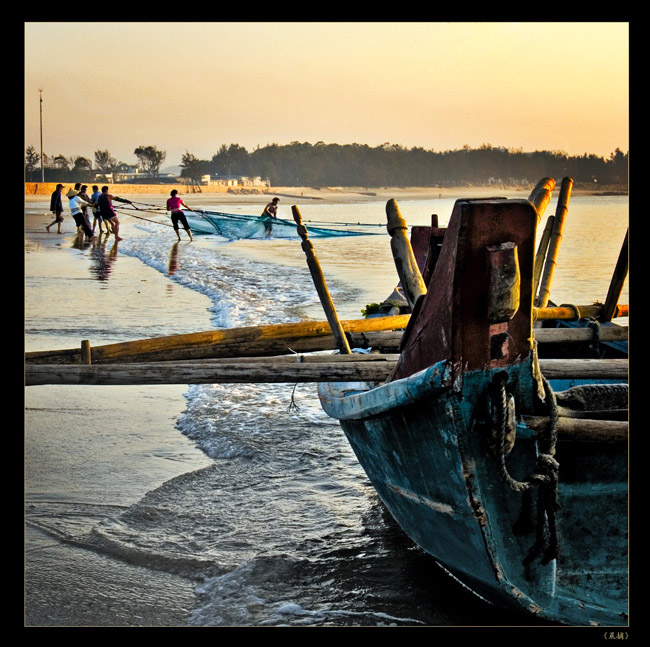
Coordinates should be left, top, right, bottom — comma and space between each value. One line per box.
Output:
39, 88, 44, 182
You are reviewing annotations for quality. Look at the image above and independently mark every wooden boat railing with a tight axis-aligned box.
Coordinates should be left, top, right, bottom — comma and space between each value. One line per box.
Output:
24, 303, 627, 367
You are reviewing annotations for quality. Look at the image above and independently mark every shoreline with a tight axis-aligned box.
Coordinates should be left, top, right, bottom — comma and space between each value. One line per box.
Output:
25, 212, 214, 626
24, 183, 628, 207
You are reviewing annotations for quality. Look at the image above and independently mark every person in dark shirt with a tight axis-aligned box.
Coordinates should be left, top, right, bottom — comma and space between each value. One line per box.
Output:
96, 186, 128, 241
46, 184, 65, 233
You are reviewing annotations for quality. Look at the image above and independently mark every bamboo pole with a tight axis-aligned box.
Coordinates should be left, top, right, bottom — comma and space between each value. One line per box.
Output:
529, 178, 557, 295
25, 357, 627, 386
293, 205, 351, 354
600, 228, 629, 322
25, 315, 410, 365
386, 199, 427, 309
533, 215, 554, 297
528, 177, 556, 223
24, 304, 628, 366
533, 303, 628, 321
536, 177, 574, 307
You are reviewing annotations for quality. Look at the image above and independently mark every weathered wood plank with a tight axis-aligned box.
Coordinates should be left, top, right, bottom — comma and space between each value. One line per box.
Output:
25, 360, 397, 386
523, 415, 628, 443
537, 358, 628, 379
25, 357, 627, 386
534, 326, 628, 344
24, 306, 628, 366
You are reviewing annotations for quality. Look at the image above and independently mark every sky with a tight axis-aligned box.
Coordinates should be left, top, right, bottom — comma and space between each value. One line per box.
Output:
24, 21, 629, 169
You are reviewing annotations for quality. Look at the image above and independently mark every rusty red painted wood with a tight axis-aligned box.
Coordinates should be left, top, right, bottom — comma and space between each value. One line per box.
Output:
393, 199, 537, 381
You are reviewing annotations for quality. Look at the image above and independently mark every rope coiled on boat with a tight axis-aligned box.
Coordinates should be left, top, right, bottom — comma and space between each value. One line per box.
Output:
489, 371, 560, 566
557, 303, 604, 357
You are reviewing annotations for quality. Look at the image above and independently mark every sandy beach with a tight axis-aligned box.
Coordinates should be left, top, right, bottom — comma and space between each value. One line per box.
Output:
24, 208, 216, 626
23, 190, 469, 627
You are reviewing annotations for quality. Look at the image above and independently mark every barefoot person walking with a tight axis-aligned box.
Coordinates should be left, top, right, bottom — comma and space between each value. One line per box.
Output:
166, 190, 194, 242
46, 184, 65, 233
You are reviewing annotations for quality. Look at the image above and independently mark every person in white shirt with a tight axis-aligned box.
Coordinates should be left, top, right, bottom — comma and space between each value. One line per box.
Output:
67, 188, 94, 239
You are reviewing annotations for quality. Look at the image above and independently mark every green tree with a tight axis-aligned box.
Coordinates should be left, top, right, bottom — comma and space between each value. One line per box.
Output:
72, 156, 93, 181
94, 150, 117, 175
25, 145, 40, 179
134, 145, 167, 177
210, 143, 249, 177
52, 155, 72, 171
180, 151, 210, 181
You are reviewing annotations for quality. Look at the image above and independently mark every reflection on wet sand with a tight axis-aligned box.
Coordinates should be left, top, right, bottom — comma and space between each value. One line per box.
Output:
88, 233, 119, 282
168, 242, 180, 276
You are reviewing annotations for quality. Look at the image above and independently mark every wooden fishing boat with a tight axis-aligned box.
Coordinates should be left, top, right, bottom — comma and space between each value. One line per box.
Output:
316, 186, 629, 625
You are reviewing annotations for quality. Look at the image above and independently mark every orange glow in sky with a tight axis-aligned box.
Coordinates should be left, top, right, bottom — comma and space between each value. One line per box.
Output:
24, 21, 629, 168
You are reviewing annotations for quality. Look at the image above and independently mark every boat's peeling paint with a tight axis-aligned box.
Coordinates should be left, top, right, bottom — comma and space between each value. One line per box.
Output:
386, 483, 455, 515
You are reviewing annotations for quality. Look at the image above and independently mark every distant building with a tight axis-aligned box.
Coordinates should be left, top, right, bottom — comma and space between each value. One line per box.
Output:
92, 167, 270, 187
94, 163, 140, 183
200, 174, 269, 188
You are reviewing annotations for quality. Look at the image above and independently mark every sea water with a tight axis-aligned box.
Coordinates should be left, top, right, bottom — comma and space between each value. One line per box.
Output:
25, 193, 629, 626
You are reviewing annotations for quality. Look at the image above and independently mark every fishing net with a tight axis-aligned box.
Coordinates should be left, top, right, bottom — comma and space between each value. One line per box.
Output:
192, 210, 383, 240
114, 201, 385, 240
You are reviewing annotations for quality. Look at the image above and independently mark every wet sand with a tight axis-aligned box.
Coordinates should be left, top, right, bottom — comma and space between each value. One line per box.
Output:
24, 208, 214, 626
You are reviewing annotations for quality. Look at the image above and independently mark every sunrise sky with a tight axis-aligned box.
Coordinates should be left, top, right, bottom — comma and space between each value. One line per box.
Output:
24, 21, 629, 169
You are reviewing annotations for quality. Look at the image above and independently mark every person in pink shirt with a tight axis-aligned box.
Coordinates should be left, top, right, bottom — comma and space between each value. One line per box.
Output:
166, 190, 194, 241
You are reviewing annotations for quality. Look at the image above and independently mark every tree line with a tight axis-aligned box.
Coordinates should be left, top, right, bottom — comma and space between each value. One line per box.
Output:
183, 142, 628, 188
25, 141, 628, 188
24, 145, 167, 183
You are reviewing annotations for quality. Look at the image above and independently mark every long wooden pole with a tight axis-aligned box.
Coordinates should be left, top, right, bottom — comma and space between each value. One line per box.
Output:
533, 215, 554, 297
24, 315, 409, 365
533, 303, 628, 321
600, 228, 629, 322
536, 177, 573, 307
292, 205, 351, 354
25, 357, 627, 386
39, 88, 44, 183
25, 304, 628, 366
522, 416, 627, 443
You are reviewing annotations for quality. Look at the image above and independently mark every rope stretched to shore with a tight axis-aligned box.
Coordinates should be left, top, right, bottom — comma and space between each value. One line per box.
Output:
109, 198, 174, 228
112, 204, 174, 228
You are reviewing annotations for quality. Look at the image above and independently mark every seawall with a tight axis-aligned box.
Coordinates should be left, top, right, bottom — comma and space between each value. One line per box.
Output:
24, 182, 270, 196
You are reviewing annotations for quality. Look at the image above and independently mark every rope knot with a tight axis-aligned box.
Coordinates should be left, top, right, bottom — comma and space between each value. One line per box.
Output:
488, 371, 561, 569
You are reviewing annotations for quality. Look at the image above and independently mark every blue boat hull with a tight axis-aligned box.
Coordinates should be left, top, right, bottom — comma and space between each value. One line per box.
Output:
319, 358, 628, 625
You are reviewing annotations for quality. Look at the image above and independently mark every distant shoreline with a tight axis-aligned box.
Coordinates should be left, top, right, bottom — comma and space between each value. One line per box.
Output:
24, 183, 628, 206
